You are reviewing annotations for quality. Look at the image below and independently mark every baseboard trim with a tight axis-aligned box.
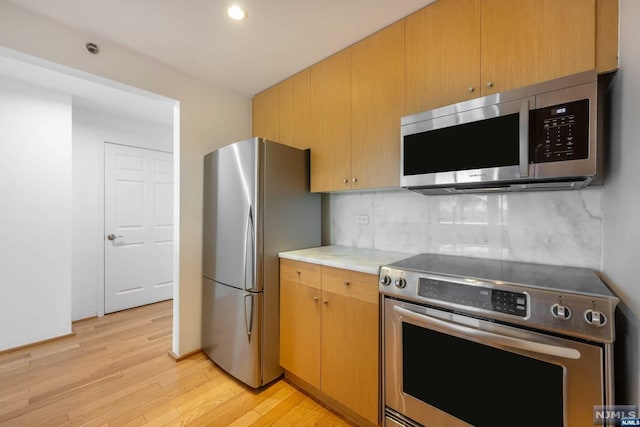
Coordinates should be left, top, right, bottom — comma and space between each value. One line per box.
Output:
72, 316, 98, 324
0, 332, 76, 355
284, 370, 379, 427
168, 348, 202, 362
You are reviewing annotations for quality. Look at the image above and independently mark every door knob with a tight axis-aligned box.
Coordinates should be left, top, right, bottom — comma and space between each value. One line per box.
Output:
107, 233, 123, 241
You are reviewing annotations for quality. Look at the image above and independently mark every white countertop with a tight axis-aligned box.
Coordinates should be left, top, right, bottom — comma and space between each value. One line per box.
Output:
279, 245, 413, 275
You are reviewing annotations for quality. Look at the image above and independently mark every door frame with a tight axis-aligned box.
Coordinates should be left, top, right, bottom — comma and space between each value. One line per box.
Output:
99, 141, 176, 317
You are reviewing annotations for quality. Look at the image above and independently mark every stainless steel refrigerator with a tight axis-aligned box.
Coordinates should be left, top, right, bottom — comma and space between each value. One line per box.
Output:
202, 137, 320, 388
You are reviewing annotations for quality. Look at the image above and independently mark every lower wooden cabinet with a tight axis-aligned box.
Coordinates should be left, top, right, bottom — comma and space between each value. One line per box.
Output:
279, 259, 322, 388
279, 259, 379, 425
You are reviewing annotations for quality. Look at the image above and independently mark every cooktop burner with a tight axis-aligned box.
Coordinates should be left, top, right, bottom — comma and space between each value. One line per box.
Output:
379, 253, 619, 343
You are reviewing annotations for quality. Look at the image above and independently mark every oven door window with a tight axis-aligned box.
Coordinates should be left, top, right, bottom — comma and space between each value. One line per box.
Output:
403, 322, 564, 427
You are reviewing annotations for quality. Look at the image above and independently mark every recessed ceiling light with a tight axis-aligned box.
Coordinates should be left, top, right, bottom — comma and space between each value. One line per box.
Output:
227, 5, 247, 21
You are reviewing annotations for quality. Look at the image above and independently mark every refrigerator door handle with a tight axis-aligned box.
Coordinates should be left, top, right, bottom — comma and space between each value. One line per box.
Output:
244, 293, 254, 343
243, 205, 256, 291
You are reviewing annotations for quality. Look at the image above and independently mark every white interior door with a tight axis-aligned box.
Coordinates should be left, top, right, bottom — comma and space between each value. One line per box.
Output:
104, 143, 174, 314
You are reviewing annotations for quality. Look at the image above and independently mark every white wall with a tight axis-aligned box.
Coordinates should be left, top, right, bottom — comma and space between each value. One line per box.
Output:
0, 76, 72, 351
0, 2, 252, 355
330, 188, 603, 269
602, 0, 640, 406
71, 105, 173, 321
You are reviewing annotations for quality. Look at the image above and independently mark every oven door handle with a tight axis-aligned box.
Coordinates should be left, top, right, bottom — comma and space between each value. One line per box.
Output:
393, 306, 581, 360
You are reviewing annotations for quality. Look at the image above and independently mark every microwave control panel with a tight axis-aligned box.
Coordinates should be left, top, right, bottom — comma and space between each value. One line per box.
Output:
531, 99, 590, 163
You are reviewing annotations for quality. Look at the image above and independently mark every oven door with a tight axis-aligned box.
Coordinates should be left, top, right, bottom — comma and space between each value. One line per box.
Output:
384, 298, 604, 427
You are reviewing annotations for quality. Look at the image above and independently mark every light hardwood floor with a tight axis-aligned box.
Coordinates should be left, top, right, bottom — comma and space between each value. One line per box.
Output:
0, 300, 354, 426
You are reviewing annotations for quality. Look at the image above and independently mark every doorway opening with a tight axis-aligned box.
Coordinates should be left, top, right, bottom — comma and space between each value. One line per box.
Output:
0, 46, 180, 346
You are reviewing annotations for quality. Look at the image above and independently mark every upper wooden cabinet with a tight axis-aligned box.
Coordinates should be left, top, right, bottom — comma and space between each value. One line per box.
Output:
405, 0, 481, 115
310, 49, 351, 193
596, 0, 619, 73
480, 0, 596, 95
351, 21, 405, 189
252, 84, 279, 141
252, 0, 617, 192
279, 69, 311, 150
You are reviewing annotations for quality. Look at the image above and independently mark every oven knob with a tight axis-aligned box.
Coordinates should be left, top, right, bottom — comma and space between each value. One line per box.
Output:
584, 309, 607, 327
395, 278, 407, 289
551, 303, 572, 320
379, 275, 391, 286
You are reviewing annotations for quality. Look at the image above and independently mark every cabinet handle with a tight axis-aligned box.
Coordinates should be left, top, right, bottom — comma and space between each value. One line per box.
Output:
486, 82, 494, 88
343, 178, 348, 184
313, 296, 318, 302
322, 300, 328, 305
468, 87, 475, 93
344, 281, 350, 286
296, 271, 301, 275
352, 178, 358, 183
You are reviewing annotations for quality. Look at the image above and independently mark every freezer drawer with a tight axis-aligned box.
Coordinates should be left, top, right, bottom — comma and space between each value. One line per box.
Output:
202, 278, 262, 387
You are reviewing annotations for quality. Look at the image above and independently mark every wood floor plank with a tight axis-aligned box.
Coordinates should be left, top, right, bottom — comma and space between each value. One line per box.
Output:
0, 300, 353, 427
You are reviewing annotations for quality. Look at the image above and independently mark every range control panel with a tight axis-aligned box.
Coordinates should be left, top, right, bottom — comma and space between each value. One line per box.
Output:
531, 98, 590, 163
379, 266, 618, 343
418, 278, 527, 317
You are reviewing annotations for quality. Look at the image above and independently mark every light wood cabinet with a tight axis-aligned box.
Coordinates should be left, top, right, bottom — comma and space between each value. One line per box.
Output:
279, 259, 379, 425
320, 267, 379, 425
596, 0, 619, 73
405, 0, 481, 115
351, 21, 405, 189
252, 0, 617, 192
310, 49, 351, 192
279, 259, 322, 388
480, 0, 596, 95
252, 84, 279, 141
279, 69, 311, 149
406, 0, 601, 112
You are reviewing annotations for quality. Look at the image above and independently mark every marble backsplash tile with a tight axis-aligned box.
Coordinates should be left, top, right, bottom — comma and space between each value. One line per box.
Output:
329, 187, 603, 269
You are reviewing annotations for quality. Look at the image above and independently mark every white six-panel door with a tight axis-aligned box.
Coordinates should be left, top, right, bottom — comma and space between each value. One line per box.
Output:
104, 143, 174, 313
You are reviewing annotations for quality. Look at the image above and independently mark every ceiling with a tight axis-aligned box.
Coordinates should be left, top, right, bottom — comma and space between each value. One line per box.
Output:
0, 49, 176, 125
4, 0, 436, 96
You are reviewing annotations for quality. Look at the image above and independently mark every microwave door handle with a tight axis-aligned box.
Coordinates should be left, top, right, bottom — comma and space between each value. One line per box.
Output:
519, 99, 530, 178
393, 306, 581, 360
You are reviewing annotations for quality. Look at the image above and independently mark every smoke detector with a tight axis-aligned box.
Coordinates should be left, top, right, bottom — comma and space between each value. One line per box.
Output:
85, 42, 99, 54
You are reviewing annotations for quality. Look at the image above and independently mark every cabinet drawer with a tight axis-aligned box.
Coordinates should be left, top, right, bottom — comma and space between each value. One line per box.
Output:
321, 266, 378, 305
280, 258, 321, 289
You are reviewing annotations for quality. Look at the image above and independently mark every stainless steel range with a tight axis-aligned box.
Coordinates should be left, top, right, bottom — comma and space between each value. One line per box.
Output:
379, 253, 619, 427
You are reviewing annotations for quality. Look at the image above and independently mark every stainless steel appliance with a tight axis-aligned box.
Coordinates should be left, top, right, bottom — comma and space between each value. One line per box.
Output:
380, 254, 619, 427
202, 137, 320, 388
400, 70, 609, 194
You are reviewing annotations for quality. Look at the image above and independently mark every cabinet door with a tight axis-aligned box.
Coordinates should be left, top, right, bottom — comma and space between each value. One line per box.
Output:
405, 0, 481, 115
310, 49, 351, 192
481, 0, 596, 95
596, 0, 618, 73
321, 267, 379, 424
351, 21, 404, 190
279, 69, 311, 149
279, 259, 322, 388
252, 85, 280, 141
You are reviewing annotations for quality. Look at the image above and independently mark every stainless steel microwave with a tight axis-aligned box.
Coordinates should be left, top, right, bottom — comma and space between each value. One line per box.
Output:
400, 70, 606, 195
